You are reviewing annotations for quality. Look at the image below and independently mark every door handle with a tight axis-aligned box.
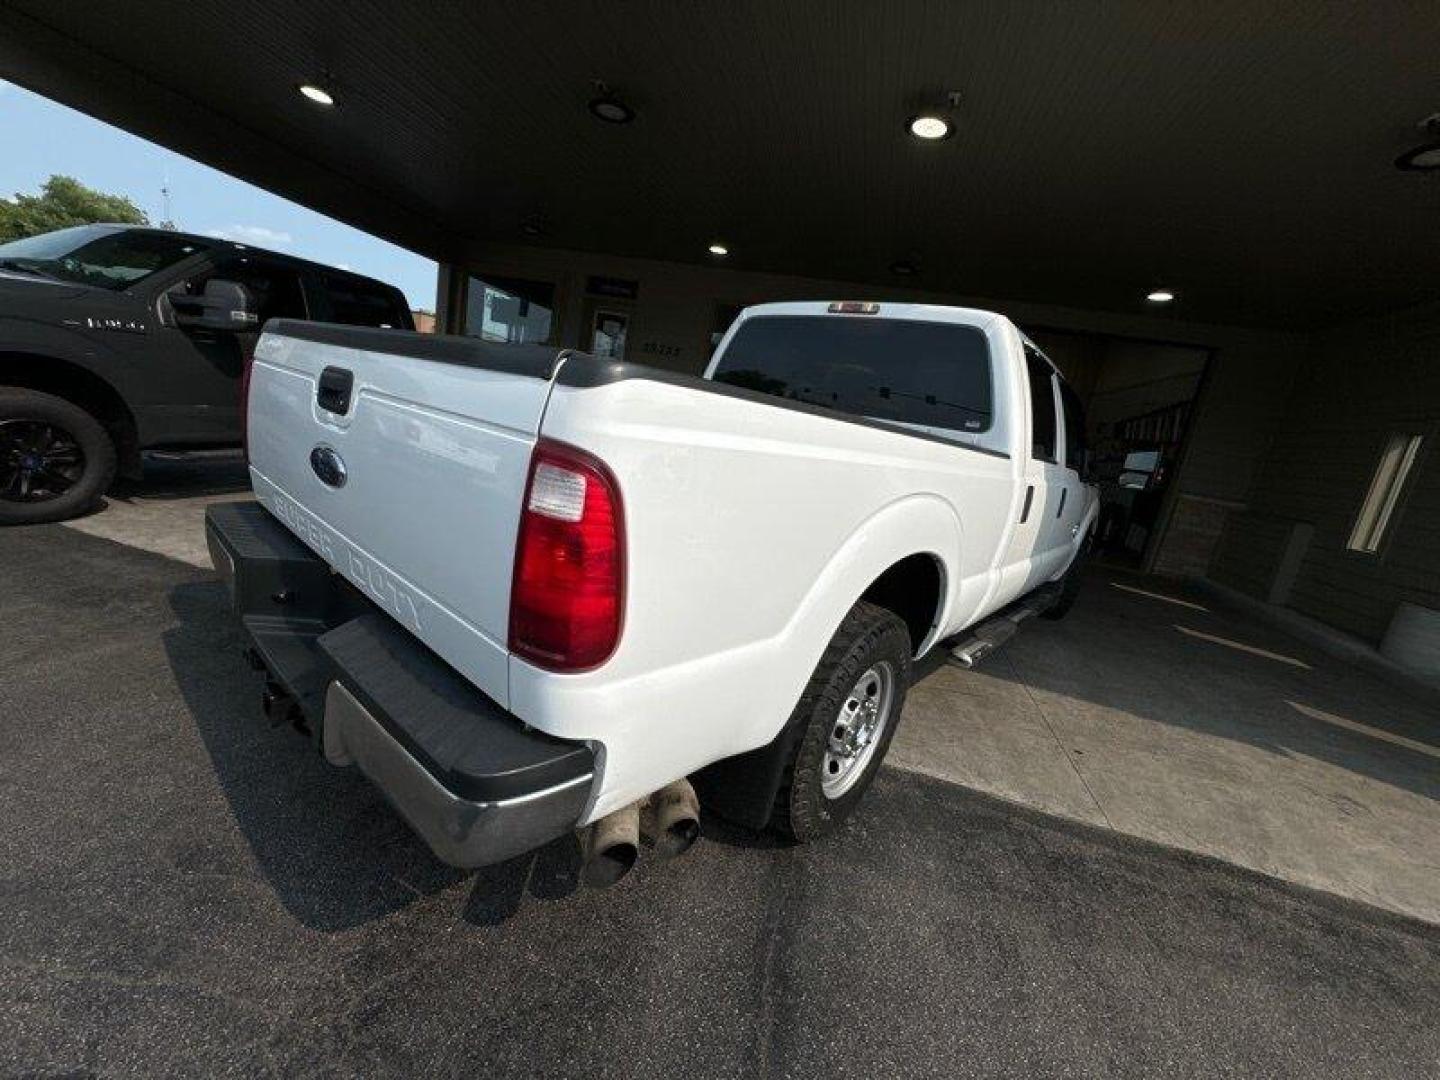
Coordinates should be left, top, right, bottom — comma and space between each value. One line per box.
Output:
1020, 484, 1034, 523
1056, 487, 1068, 518
317, 366, 354, 414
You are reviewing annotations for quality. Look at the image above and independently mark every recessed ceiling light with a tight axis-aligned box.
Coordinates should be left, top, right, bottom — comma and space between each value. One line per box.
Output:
1396, 113, 1440, 171
708, 243, 729, 257
1395, 142, 1440, 171
1146, 289, 1175, 303
298, 83, 335, 107
907, 115, 953, 141
588, 95, 634, 124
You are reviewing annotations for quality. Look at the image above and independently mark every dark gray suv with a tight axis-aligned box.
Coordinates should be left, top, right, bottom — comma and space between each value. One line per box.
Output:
0, 224, 414, 523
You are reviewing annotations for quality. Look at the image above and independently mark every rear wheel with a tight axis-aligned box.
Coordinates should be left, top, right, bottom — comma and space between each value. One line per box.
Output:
773, 601, 912, 842
0, 388, 117, 525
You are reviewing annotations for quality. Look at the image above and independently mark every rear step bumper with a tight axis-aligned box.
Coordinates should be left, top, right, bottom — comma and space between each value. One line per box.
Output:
204, 500, 595, 868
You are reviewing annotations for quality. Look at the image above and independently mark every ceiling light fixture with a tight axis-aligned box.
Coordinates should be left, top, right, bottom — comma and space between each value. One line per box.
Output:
906, 92, 961, 142
298, 83, 335, 107
1146, 289, 1175, 303
588, 81, 634, 124
708, 243, 729, 257
907, 115, 953, 141
1395, 113, 1440, 171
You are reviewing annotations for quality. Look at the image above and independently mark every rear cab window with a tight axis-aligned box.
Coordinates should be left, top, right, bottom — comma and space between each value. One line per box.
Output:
709, 315, 993, 441
318, 273, 413, 329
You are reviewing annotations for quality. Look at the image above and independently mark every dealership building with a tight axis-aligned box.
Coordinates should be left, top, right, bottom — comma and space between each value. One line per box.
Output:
2, 1, 1436, 683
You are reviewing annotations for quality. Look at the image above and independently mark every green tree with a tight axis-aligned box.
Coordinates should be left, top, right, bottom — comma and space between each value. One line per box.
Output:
0, 174, 148, 242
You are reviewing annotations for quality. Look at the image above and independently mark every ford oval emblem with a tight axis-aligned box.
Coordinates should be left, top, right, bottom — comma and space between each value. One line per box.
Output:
310, 445, 347, 488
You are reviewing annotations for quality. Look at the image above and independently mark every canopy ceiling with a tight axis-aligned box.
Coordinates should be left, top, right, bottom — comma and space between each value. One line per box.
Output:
1, 0, 1436, 328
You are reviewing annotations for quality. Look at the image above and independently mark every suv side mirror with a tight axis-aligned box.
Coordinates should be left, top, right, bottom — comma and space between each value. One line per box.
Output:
172, 278, 259, 332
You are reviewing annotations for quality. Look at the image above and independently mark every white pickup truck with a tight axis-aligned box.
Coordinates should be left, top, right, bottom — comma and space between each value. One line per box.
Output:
205, 300, 1097, 882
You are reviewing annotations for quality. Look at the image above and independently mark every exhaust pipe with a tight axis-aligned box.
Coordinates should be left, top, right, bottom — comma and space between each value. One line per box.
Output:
643, 777, 701, 858
579, 801, 640, 888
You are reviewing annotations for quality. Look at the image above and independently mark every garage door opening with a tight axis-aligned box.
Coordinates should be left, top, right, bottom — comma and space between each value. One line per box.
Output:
1028, 328, 1210, 569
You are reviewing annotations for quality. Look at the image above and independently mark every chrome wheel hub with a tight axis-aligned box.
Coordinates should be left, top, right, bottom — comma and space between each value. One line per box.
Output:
822, 661, 895, 799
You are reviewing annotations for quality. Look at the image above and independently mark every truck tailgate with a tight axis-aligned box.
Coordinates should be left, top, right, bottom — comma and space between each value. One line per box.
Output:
245, 322, 565, 708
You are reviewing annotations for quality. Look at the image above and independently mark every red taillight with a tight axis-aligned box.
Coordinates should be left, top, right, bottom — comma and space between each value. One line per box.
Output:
509, 439, 625, 671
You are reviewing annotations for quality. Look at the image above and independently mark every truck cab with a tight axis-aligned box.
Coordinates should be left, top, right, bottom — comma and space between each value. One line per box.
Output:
0, 224, 413, 524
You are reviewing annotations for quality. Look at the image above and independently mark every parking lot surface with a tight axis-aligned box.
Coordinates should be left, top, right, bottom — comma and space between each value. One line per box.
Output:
63, 464, 1440, 924
3, 522, 1439, 1078
894, 570, 1440, 924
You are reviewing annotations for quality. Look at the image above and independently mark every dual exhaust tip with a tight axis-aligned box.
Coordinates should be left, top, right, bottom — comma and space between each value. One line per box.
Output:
578, 777, 701, 888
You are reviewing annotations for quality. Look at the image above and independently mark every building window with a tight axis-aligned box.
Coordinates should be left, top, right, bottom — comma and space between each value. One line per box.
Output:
1347, 433, 1424, 554
464, 275, 554, 344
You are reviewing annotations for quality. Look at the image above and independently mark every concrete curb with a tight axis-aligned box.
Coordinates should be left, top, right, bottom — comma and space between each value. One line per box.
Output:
1190, 575, 1440, 709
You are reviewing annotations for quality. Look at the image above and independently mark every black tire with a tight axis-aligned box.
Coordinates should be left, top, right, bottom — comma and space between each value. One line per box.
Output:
1041, 535, 1090, 620
773, 600, 912, 842
0, 388, 117, 525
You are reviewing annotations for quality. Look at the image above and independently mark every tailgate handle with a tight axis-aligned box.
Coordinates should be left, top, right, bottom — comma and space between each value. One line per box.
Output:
317, 367, 354, 415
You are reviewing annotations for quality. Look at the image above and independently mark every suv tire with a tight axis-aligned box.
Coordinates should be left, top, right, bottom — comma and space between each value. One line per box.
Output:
773, 600, 912, 842
0, 388, 117, 525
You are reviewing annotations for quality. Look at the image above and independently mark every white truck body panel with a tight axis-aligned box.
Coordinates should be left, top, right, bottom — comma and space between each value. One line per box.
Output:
247, 331, 550, 707
245, 302, 1098, 822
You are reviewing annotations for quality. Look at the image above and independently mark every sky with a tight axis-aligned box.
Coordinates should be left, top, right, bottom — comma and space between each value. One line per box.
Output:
0, 79, 437, 311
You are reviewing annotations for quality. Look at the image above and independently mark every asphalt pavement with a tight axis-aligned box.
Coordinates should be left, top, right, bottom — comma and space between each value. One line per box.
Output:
2, 524, 1438, 1078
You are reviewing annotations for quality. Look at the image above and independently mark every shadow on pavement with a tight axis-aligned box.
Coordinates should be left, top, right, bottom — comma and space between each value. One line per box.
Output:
961, 567, 1440, 805
114, 453, 251, 501
162, 578, 585, 930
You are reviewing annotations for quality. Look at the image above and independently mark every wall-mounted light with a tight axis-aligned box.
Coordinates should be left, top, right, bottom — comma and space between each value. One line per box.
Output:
1146, 289, 1175, 303
708, 243, 729, 257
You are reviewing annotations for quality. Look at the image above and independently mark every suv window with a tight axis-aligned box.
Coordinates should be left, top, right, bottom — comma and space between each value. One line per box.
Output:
0, 227, 207, 290
1058, 379, 1087, 471
1024, 346, 1057, 462
321, 273, 410, 328
711, 315, 992, 438
174, 257, 308, 325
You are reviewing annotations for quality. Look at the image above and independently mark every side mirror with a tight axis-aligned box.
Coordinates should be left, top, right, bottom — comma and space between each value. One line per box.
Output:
172, 278, 259, 332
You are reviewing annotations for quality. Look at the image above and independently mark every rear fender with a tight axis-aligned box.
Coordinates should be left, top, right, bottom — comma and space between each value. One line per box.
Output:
692, 494, 961, 827
788, 493, 961, 665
